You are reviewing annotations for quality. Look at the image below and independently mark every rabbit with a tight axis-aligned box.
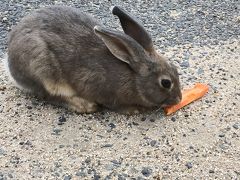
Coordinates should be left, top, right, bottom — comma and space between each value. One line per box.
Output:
7, 5, 182, 114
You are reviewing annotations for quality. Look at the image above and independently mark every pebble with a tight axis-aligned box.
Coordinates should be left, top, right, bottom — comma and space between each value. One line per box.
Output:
93, 174, 101, 180
141, 167, 152, 177
26, 105, 32, 109
85, 157, 91, 164
2, 17, 8, 22
58, 115, 66, 123
59, 145, 65, 148
108, 123, 116, 129
75, 170, 86, 177
197, 68, 204, 74
63, 175, 72, 180
101, 144, 113, 148
149, 119, 155, 122
180, 61, 190, 68
132, 121, 139, 126
141, 117, 146, 121
171, 117, 176, 122
0, 148, 6, 155
209, 170, 215, 173
162, 165, 168, 171
58, 115, 67, 125
219, 134, 225, 138
52, 128, 62, 135
233, 123, 239, 129
150, 140, 157, 147
8, 173, 13, 178
0, 173, 3, 178
186, 162, 193, 169
118, 174, 127, 180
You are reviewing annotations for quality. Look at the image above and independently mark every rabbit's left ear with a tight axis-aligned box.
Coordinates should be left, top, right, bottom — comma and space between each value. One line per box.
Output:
94, 26, 152, 75
112, 6, 154, 53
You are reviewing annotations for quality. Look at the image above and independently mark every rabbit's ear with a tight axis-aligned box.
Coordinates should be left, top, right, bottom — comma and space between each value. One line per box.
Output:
94, 26, 152, 75
112, 6, 154, 52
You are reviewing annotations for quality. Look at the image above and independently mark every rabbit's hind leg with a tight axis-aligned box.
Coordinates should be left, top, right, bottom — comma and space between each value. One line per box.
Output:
42, 79, 98, 113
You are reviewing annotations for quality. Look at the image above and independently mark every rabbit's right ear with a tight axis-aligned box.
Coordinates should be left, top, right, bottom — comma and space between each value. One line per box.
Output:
94, 26, 152, 75
112, 6, 154, 52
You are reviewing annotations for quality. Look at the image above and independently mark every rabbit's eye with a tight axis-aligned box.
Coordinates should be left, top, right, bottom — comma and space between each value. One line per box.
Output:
161, 79, 172, 89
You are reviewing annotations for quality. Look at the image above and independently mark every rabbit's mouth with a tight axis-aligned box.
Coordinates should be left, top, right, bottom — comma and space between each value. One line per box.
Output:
161, 104, 170, 108
161, 96, 181, 107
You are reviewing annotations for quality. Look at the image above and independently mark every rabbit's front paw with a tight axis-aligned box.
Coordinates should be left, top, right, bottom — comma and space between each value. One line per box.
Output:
67, 96, 98, 113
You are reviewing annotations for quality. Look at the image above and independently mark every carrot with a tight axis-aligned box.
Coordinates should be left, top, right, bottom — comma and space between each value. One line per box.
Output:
164, 83, 209, 115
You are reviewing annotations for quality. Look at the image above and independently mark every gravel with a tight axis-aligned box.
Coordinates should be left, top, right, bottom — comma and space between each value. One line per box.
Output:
0, 0, 240, 57
0, 0, 240, 179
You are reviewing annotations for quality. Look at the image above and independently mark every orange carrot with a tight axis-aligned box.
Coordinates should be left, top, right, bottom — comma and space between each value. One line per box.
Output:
164, 83, 209, 115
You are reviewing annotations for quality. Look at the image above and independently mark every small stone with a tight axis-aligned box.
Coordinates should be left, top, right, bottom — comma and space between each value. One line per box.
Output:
8, 173, 13, 178
180, 61, 190, 68
141, 167, 152, 177
132, 122, 139, 126
64, 175, 72, 180
0, 86, 6, 91
150, 140, 157, 147
209, 170, 214, 173
233, 123, 239, 129
93, 174, 101, 180
237, 16, 240, 23
137, 177, 145, 180
52, 128, 62, 135
19, 142, 24, 145
197, 68, 204, 74
0, 148, 6, 155
118, 174, 126, 180
108, 123, 116, 129
2, 17, 8, 22
149, 119, 155, 122
26, 105, 32, 109
76, 170, 86, 177
171, 117, 176, 122
59, 145, 65, 148
85, 157, 91, 164
162, 166, 168, 171
186, 162, 193, 169
23, 140, 31, 145
219, 144, 229, 150
189, 146, 194, 149
141, 117, 146, 121
105, 164, 115, 171
101, 144, 113, 148
58, 115, 66, 123
111, 160, 121, 165
219, 134, 225, 138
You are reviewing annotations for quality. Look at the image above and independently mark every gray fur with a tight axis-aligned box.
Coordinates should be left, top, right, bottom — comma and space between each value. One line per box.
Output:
7, 5, 181, 113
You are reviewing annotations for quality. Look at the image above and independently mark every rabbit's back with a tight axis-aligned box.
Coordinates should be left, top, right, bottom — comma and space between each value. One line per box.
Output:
9, 6, 102, 60
7, 6, 105, 96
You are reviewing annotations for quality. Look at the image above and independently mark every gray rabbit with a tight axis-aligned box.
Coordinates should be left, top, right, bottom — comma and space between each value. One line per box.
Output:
7, 6, 182, 114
